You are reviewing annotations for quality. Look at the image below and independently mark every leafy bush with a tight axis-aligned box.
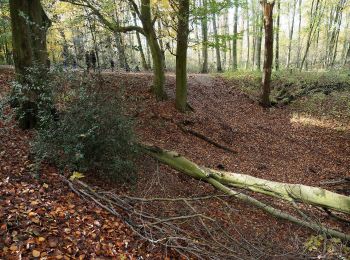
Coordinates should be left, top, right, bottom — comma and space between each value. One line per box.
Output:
5, 65, 56, 129
0, 65, 77, 129
32, 83, 139, 183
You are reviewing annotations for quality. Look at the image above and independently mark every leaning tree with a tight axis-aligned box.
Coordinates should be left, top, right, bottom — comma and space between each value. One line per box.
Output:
63, 0, 167, 100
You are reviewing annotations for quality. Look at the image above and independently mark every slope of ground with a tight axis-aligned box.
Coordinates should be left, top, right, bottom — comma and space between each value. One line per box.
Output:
1, 68, 349, 258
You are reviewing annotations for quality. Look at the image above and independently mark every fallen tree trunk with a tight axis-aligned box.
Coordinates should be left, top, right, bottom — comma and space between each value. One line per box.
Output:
142, 144, 350, 214
142, 144, 350, 240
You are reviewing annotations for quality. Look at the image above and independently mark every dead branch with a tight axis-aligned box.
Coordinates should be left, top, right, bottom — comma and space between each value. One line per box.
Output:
178, 124, 237, 154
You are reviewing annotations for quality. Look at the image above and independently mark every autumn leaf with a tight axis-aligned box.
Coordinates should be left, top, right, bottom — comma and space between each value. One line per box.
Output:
32, 249, 41, 257
69, 171, 85, 180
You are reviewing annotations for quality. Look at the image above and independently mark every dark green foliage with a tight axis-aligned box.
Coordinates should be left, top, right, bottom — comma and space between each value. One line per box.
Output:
2, 65, 56, 129
32, 84, 138, 183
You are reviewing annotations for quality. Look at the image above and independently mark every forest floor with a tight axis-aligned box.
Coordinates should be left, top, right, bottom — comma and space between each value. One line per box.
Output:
0, 68, 349, 259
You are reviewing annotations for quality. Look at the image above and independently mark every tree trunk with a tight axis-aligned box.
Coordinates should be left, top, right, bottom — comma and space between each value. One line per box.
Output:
300, 0, 324, 71
143, 144, 350, 241
175, 0, 190, 112
201, 0, 209, 73
255, 12, 263, 70
286, 0, 296, 68
245, 0, 250, 69
345, 44, 350, 67
140, 0, 166, 100
275, 0, 280, 71
9, 0, 51, 129
261, 0, 275, 107
133, 12, 149, 70
232, 0, 238, 70
212, 13, 222, 72
329, 0, 346, 67
296, 0, 302, 68
10, 0, 50, 76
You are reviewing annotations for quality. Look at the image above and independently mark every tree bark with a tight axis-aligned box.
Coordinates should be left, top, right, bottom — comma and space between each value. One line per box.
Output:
255, 11, 263, 70
232, 0, 238, 70
133, 12, 149, 70
201, 0, 209, 73
9, 0, 51, 129
10, 0, 50, 76
261, 0, 275, 107
296, 0, 302, 68
245, 0, 250, 70
175, 0, 190, 112
212, 13, 222, 72
286, 0, 297, 68
275, 0, 280, 71
300, 0, 324, 71
139, 0, 166, 100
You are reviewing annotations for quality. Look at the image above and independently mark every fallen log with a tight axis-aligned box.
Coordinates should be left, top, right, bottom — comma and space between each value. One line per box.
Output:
142, 144, 350, 240
142, 144, 350, 214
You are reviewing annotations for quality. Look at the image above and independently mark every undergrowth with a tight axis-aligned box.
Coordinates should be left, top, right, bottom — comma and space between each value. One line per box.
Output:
223, 69, 350, 124
1, 66, 138, 182
32, 75, 139, 183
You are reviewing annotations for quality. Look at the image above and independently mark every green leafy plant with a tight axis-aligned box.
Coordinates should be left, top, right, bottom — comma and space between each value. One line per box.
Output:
32, 84, 138, 183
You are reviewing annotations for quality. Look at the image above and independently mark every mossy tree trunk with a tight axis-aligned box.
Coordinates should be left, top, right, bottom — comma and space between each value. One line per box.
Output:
142, 144, 350, 240
10, 0, 50, 75
9, 0, 51, 129
260, 0, 275, 107
139, 0, 166, 100
175, 0, 190, 112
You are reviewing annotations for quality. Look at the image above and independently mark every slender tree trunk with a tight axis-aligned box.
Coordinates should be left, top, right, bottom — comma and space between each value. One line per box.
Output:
175, 0, 190, 112
223, 10, 229, 69
300, 0, 323, 71
275, 0, 280, 70
286, 0, 297, 68
261, 0, 275, 107
345, 44, 350, 67
255, 10, 263, 70
112, 0, 129, 70
330, 0, 346, 67
296, 0, 302, 68
140, 0, 166, 100
147, 42, 152, 68
212, 13, 222, 72
232, 0, 238, 70
195, 21, 201, 67
157, 19, 166, 70
133, 12, 149, 70
245, 0, 250, 69
251, 0, 257, 68
201, 0, 209, 73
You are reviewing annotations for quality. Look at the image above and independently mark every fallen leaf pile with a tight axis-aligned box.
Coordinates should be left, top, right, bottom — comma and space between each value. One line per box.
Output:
1, 69, 349, 258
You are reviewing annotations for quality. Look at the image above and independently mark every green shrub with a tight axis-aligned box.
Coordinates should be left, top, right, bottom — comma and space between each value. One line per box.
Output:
32, 84, 139, 183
